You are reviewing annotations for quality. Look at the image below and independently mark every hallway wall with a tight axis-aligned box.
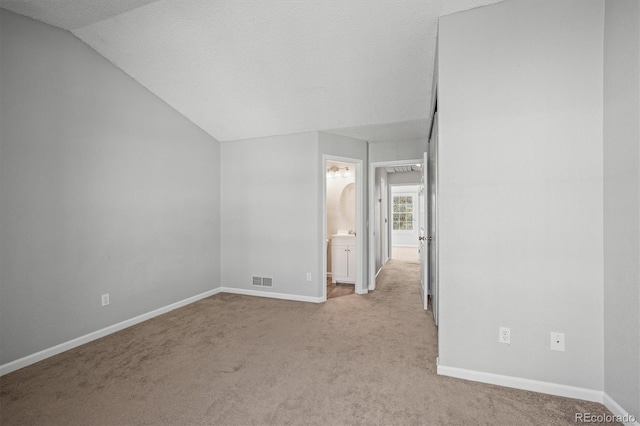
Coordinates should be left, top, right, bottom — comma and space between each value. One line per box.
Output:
387, 171, 422, 185
369, 139, 424, 163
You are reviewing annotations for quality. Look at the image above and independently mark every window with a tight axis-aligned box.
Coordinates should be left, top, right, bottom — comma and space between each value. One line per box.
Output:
393, 195, 413, 230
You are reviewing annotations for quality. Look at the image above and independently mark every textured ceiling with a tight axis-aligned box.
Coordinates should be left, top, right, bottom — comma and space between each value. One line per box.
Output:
0, 0, 161, 29
2, 0, 505, 142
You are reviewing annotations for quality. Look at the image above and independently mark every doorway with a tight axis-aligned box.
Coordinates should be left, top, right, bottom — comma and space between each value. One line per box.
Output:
368, 160, 423, 291
322, 156, 365, 301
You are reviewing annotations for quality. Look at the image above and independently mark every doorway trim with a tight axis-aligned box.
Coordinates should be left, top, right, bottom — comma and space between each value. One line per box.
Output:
322, 155, 366, 301
368, 159, 423, 291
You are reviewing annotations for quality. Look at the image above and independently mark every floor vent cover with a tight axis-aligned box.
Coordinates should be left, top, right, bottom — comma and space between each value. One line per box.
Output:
252, 276, 262, 286
262, 277, 273, 287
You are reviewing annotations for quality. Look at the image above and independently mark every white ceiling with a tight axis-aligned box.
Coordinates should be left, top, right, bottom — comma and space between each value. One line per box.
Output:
2, 0, 505, 142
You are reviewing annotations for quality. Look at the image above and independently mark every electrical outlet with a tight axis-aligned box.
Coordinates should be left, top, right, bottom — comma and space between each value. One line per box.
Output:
550, 332, 565, 351
499, 327, 511, 344
101, 293, 110, 307
306, 273, 312, 281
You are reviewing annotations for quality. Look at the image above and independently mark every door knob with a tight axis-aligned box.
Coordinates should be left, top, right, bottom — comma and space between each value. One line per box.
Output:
419, 236, 425, 241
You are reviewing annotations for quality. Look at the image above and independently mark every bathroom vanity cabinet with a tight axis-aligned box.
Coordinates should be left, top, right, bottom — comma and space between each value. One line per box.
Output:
331, 234, 356, 284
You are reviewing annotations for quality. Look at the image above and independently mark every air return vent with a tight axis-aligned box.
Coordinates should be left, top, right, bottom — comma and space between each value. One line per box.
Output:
252, 276, 273, 287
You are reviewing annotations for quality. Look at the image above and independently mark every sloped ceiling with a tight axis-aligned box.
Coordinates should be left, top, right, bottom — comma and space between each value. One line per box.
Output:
0, 0, 160, 29
1, 0, 504, 142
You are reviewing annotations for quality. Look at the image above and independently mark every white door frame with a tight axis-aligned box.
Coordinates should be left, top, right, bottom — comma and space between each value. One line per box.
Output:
381, 176, 388, 266
368, 159, 423, 291
322, 155, 366, 301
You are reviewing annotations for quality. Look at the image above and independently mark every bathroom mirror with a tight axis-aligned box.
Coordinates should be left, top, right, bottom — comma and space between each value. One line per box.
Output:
339, 182, 356, 223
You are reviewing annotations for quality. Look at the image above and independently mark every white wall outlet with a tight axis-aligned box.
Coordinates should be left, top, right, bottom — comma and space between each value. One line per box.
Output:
550, 332, 565, 351
101, 293, 110, 306
306, 272, 312, 281
499, 327, 511, 344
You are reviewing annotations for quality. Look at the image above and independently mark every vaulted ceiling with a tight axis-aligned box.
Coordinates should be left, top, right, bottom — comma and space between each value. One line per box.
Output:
2, 0, 504, 142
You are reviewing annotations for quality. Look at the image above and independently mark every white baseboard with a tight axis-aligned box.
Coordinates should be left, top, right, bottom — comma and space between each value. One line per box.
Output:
0, 287, 222, 377
437, 366, 638, 425
219, 287, 324, 303
603, 393, 640, 426
369, 267, 383, 291
1, 286, 323, 377
437, 364, 602, 403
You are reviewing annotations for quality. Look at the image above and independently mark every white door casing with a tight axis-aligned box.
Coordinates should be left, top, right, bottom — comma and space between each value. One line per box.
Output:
381, 177, 388, 264
368, 160, 423, 292
322, 155, 365, 301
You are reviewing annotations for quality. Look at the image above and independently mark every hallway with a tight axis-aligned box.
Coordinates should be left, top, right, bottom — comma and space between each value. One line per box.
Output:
1, 261, 614, 425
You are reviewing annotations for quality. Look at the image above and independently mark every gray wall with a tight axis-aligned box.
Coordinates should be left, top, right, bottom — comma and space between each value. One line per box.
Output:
437, 0, 605, 390
220, 131, 368, 300
369, 139, 424, 163
0, 10, 221, 365
603, 0, 640, 418
220, 132, 320, 298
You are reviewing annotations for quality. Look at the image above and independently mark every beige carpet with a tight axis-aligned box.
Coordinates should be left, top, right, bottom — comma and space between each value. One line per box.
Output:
392, 246, 419, 263
0, 260, 617, 425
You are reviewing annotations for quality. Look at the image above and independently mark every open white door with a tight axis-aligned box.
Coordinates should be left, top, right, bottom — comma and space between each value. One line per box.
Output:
428, 113, 439, 326
419, 152, 429, 311
381, 177, 388, 265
